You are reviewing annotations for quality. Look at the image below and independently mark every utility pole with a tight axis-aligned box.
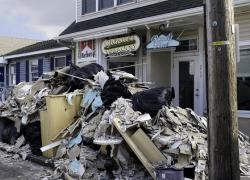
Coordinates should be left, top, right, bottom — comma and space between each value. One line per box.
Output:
206, 0, 240, 179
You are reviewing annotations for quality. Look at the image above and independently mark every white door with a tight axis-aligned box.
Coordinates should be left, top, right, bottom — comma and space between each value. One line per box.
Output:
172, 55, 201, 114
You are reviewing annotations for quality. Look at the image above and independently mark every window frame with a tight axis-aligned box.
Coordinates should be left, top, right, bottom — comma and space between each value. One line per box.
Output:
99, 0, 114, 10
9, 63, 16, 86
29, 59, 39, 82
81, 0, 135, 15
107, 59, 137, 76
82, 0, 97, 15
238, 42, 250, 118
54, 56, 66, 70
174, 36, 199, 53
117, 0, 133, 5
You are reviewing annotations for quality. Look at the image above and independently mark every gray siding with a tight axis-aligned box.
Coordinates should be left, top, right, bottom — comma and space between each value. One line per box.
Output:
235, 12, 250, 41
238, 117, 250, 138
77, 0, 82, 22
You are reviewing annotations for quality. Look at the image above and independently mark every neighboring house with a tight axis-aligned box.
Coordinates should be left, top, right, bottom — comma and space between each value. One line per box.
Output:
4, 40, 72, 88
0, 36, 38, 88
56, 0, 250, 135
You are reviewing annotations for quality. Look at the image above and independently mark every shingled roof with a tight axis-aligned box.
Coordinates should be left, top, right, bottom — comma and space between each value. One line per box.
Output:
59, 0, 203, 37
5, 40, 65, 56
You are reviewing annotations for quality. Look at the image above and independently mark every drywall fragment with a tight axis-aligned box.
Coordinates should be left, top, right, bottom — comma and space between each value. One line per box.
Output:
14, 135, 25, 149
68, 160, 85, 178
68, 145, 81, 160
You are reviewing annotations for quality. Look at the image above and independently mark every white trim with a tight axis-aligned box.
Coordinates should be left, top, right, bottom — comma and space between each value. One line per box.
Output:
96, 0, 99, 12
172, 55, 200, 113
0, 57, 7, 64
4, 47, 69, 59
73, 28, 129, 41
9, 63, 16, 86
235, 0, 250, 7
238, 111, 250, 118
29, 59, 39, 82
57, 6, 203, 40
76, 0, 78, 23
240, 40, 250, 47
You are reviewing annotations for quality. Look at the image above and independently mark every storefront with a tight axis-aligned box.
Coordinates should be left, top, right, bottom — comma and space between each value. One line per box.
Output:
57, 0, 250, 128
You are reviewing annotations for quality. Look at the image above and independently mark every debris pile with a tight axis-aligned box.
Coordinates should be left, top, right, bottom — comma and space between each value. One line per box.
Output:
0, 63, 249, 180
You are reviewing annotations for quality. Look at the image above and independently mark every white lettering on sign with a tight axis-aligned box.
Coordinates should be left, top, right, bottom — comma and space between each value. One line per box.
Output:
102, 35, 140, 57
147, 33, 179, 49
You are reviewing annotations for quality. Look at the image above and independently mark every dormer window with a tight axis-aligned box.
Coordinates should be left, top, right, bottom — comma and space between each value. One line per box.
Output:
81, 0, 134, 15
99, 0, 114, 10
82, 0, 96, 14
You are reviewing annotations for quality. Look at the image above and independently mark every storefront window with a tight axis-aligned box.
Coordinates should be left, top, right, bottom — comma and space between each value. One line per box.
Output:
99, 0, 114, 10
30, 60, 39, 82
117, 0, 133, 5
82, 0, 96, 14
10, 64, 16, 86
108, 62, 135, 75
237, 49, 250, 111
78, 40, 96, 59
55, 57, 66, 70
175, 39, 198, 52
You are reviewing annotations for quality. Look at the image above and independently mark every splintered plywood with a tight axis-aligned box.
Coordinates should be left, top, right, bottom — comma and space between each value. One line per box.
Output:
40, 94, 83, 158
112, 118, 168, 179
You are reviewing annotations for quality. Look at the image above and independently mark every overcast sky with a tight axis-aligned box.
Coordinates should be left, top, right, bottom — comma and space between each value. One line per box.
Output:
0, 0, 75, 40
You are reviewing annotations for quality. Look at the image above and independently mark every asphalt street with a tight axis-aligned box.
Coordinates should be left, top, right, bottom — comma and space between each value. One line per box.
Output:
0, 150, 51, 180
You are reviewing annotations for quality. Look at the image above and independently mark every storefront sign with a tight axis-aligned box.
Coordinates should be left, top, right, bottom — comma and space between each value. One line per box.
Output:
102, 35, 140, 57
147, 33, 179, 49
79, 40, 95, 59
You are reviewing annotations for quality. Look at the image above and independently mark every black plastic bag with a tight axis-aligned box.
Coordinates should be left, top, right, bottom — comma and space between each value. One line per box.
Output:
22, 121, 42, 156
0, 118, 17, 145
101, 77, 132, 107
68, 63, 104, 91
132, 87, 175, 117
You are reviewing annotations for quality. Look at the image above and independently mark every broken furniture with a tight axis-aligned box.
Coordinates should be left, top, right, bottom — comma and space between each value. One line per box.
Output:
40, 94, 83, 157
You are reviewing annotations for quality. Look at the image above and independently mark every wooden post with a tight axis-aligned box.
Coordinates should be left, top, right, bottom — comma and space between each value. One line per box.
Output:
206, 0, 240, 179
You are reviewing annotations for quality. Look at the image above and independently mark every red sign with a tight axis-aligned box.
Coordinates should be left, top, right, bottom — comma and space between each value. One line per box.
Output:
79, 40, 95, 59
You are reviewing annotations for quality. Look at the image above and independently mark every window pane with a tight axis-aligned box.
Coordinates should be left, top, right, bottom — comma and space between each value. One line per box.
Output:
99, 0, 114, 10
175, 39, 198, 52
108, 62, 135, 75
30, 60, 39, 82
82, 0, 96, 14
237, 49, 250, 110
10, 64, 16, 85
117, 0, 132, 5
55, 57, 66, 69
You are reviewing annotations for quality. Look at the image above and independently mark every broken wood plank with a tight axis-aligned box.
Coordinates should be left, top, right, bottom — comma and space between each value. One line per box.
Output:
112, 118, 168, 179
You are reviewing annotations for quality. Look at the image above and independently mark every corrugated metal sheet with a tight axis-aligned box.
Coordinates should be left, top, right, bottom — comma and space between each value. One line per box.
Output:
235, 12, 250, 41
